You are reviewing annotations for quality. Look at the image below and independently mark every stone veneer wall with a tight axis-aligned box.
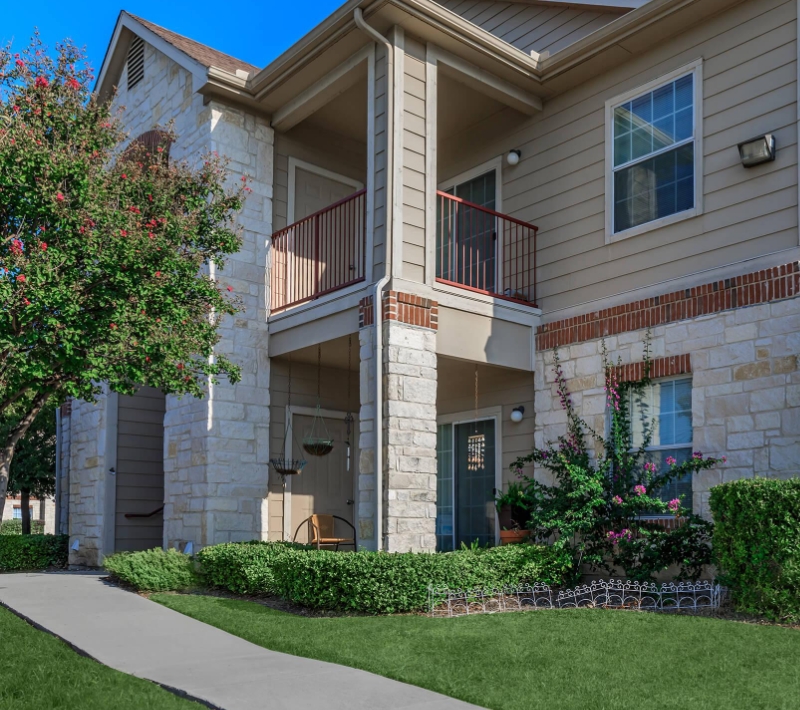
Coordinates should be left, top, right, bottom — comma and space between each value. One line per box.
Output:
64, 39, 274, 557
66, 392, 112, 565
535, 262, 800, 518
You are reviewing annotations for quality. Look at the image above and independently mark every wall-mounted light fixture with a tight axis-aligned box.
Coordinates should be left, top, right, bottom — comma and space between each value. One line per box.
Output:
738, 134, 775, 167
506, 149, 521, 166
510, 406, 525, 423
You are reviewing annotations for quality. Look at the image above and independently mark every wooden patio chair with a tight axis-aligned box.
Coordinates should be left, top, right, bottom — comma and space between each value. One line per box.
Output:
293, 514, 356, 550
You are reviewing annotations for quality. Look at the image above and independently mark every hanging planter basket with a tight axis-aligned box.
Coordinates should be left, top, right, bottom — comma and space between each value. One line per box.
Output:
302, 438, 334, 457
269, 456, 307, 476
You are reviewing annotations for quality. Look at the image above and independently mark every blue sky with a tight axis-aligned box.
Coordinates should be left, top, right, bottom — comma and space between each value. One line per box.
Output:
1, 0, 345, 74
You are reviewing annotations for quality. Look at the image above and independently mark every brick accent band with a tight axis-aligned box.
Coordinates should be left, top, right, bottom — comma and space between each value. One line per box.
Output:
359, 292, 439, 330
615, 354, 691, 383
536, 261, 800, 350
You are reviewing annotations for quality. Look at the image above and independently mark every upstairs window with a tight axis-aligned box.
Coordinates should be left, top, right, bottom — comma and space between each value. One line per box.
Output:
607, 62, 702, 239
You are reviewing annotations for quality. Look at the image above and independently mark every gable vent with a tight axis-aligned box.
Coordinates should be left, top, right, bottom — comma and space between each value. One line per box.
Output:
127, 36, 145, 91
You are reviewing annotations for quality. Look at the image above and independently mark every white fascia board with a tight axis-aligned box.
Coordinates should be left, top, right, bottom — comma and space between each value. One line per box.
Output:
516, 0, 648, 10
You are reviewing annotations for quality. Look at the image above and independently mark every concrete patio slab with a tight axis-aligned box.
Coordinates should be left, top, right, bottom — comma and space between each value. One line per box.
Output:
0, 571, 483, 710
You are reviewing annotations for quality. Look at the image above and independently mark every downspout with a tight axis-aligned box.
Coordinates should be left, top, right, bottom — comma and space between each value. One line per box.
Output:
354, 7, 393, 551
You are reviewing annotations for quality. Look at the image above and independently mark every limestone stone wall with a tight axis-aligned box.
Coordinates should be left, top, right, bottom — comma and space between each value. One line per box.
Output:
66, 393, 112, 565
64, 39, 274, 554
535, 295, 800, 518
358, 325, 377, 548
383, 321, 438, 552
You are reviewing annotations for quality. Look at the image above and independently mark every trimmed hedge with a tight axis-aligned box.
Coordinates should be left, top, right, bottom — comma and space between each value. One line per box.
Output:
104, 548, 199, 592
197, 540, 307, 595
0, 534, 68, 571
710, 477, 800, 623
272, 544, 573, 613
0, 520, 45, 536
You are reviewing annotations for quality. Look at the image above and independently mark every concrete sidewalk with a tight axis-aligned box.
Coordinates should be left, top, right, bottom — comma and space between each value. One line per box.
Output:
0, 571, 482, 710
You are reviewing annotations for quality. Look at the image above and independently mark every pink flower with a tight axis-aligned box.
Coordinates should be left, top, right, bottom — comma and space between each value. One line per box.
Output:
612, 495, 623, 505
66, 77, 80, 90
120, 173, 127, 180
644, 462, 656, 473
109, 323, 117, 330
16, 274, 26, 283
56, 192, 65, 202
634, 484, 647, 497
665, 456, 676, 466
119, 230, 127, 237
155, 271, 161, 278
721, 456, 727, 463
668, 498, 681, 514
10, 239, 23, 255
15, 59, 24, 68
692, 451, 703, 459
34, 76, 49, 88
226, 286, 233, 292
23, 298, 30, 306
40, 242, 47, 251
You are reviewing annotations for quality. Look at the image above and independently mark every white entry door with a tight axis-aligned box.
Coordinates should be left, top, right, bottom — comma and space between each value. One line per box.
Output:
290, 414, 357, 544
292, 166, 360, 220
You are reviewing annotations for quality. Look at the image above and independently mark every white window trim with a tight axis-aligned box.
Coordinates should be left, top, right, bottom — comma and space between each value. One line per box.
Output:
286, 157, 364, 225
437, 406, 503, 548
605, 59, 704, 244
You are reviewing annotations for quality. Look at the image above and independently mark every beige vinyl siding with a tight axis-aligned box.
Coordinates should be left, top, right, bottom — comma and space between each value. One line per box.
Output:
273, 125, 366, 232
267, 360, 358, 539
373, 46, 388, 278
114, 387, 165, 552
450, 0, 797, 314
401, 37, 428, 283
437, 360, 535, 489
435, 1, 625, 55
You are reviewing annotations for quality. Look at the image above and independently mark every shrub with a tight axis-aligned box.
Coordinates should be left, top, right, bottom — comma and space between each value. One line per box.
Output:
197, 540, 307, 595
512, 337, 721, 581
0, 519, 45, 535
710, 477, 800, 623
271, 544, 573, 614
103, 548, 199, 592
0, 534, 67, 571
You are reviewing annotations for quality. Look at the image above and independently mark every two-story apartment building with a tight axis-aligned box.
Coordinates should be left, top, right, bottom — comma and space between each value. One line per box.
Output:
60, 0, 800, 565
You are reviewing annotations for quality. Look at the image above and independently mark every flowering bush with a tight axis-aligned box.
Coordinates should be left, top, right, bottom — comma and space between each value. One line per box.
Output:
0, 34, 247, 516
512, 336, 724, 582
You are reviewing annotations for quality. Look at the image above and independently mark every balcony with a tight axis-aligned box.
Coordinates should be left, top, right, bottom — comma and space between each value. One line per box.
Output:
435, 191, 538, 307
270, 189, 366, 313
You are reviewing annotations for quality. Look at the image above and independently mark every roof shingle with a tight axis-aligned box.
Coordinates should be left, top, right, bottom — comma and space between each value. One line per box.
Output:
128, 14, 259, 76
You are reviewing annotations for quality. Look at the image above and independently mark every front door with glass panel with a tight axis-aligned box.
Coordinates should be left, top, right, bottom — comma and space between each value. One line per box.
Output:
438, 170, 498, 294
436, 419, 496, 551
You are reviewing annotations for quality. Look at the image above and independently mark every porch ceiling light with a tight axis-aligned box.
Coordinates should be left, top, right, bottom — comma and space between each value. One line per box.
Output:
506, 149, 521, 166
738, 134, 775, 167
510, 406, 525, 423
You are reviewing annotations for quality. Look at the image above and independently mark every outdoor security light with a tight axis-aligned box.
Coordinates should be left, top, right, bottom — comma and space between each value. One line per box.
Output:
183, 542, 194, 555
70, 538, 80, 551
506, 149, 521, 166
738, 134, 775, 167
510, 406, 525, 423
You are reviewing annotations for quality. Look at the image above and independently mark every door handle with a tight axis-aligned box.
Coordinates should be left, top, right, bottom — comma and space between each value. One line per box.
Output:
346, 499, 355, 505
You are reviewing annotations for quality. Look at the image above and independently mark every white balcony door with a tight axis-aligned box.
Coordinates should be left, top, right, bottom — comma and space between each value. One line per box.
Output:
293, 167, 358, 220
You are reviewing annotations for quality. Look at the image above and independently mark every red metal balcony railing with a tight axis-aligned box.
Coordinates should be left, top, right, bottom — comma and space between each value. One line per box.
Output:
436, 191, 538, 306
270, 189, 366, 313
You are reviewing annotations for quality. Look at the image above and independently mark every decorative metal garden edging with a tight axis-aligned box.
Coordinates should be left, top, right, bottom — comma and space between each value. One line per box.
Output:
428, 579, 726, 618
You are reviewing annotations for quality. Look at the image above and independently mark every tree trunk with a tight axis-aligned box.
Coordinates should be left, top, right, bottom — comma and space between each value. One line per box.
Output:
0, 392, 50, 521
20, 488, 30, 535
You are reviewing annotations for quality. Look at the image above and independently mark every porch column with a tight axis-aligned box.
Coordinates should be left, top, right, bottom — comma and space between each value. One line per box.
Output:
358, 301, 378, 549
382, 292, 439, 552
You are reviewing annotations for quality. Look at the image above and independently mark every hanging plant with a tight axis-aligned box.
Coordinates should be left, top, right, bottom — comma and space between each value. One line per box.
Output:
302, 345, 334, 457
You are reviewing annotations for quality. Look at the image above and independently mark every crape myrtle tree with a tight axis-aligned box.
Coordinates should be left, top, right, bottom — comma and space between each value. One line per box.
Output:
512, 335, 725, 582
0, 34, 248, 519
3, 399, 56, 534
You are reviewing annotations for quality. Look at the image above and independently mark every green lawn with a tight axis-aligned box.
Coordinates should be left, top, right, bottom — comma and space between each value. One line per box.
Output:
154, 594, 800, 710
0, 606, 201, 710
